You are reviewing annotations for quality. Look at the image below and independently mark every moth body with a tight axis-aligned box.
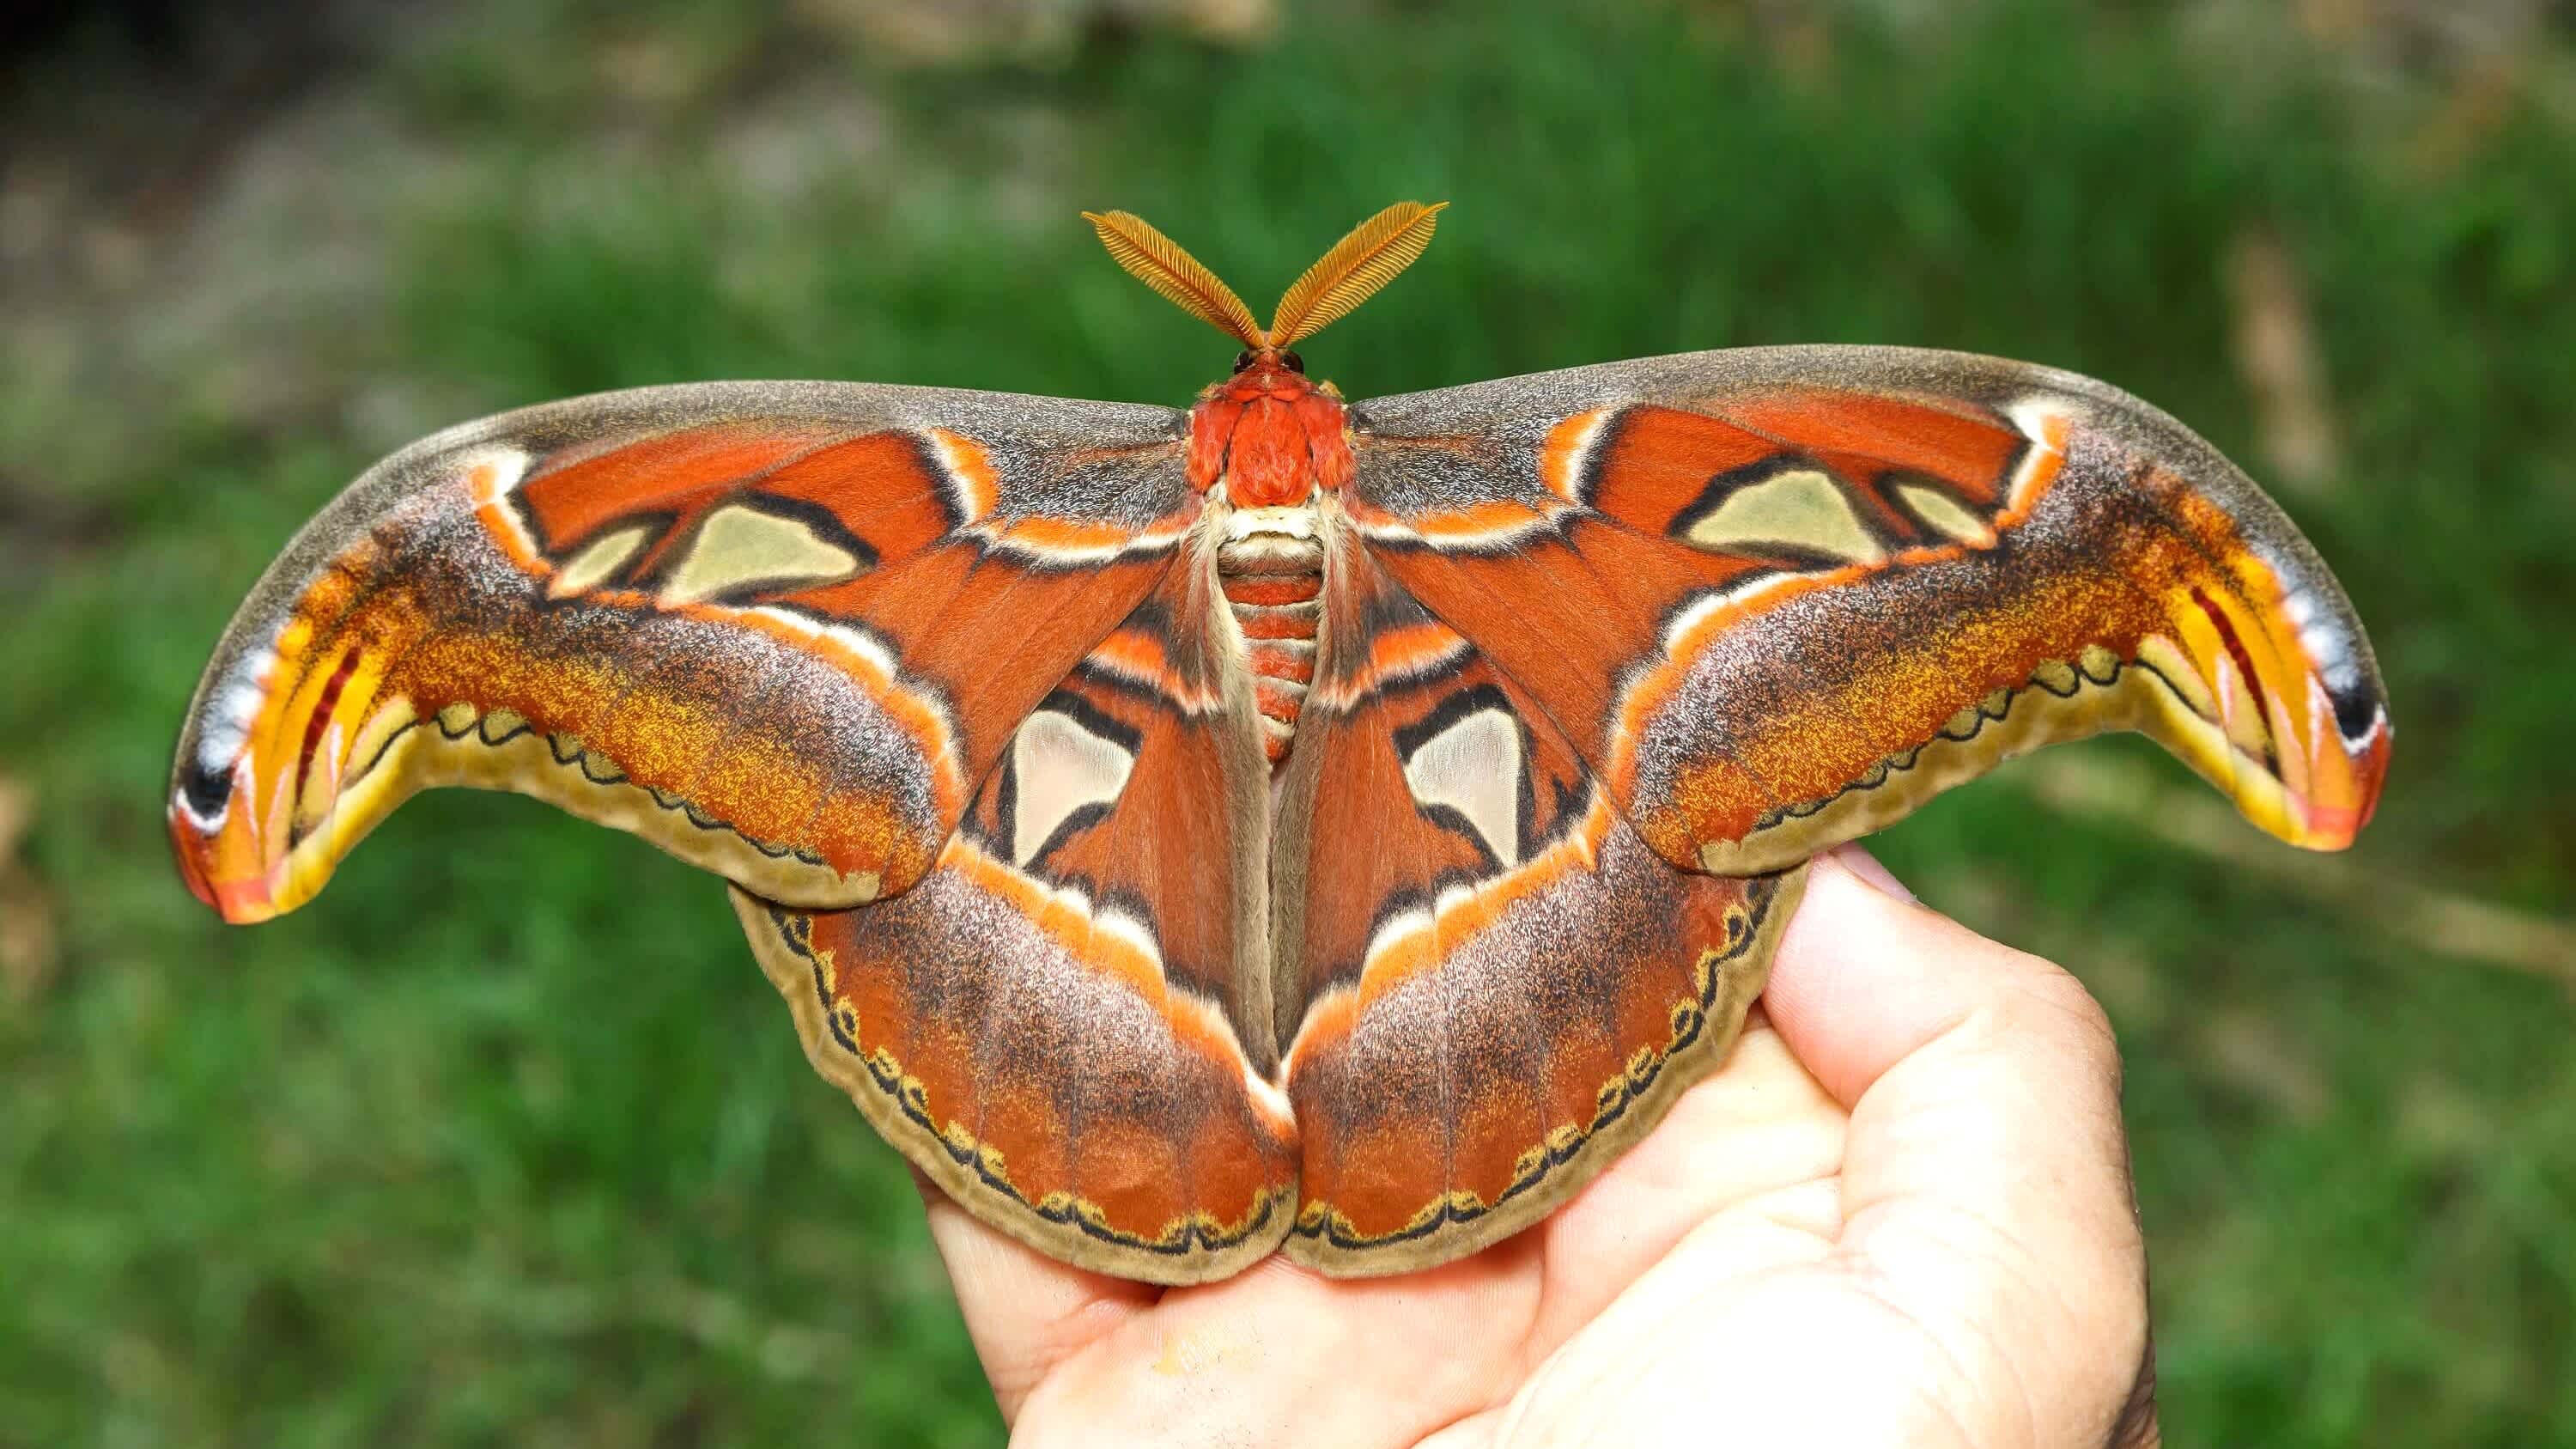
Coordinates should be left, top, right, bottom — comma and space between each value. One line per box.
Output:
1185, 351, 1350, 764
1212, 498, 1327, 765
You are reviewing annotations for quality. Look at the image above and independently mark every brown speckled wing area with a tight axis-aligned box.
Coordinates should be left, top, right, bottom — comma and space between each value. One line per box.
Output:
1344, 346, 2391, 878
736, 559, 1300, 1285
1271, 535, 1803, 1275
167, 381, 1196, 924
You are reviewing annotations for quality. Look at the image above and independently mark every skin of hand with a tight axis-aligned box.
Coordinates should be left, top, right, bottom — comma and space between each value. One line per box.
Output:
922, 847, 2158, 1447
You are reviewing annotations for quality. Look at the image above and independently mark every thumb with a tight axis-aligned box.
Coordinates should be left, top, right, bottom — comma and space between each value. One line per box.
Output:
1762, 846, 2156, 1446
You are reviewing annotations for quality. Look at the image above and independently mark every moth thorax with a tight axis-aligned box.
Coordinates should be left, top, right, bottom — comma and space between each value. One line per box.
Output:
1216, 506, 1324, 766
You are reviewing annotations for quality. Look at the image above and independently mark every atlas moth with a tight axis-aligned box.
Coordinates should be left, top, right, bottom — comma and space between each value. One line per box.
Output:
170, 202, 2391, 1282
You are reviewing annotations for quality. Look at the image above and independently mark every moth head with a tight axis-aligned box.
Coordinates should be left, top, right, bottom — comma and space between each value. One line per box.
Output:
1083, 201, 1447, 363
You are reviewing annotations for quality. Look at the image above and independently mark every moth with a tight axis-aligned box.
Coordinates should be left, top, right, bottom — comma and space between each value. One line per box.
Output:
169, 203, 2391, 1283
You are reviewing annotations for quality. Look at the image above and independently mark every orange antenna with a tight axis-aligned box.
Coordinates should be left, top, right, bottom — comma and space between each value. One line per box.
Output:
1081, 210, 1264, 350
1084, 202, 1449, 350
1267, 201, 1446, 349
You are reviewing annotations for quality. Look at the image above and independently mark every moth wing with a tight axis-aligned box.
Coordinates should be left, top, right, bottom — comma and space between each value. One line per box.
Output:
170, 381, 1196, 920
1341, 345, 2391, 875
736, 554, 1300, 1284
1270, 533, 1801, 1276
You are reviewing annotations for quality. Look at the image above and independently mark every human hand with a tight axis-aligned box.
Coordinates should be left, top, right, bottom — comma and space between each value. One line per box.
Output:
923, 847, 2157, 1446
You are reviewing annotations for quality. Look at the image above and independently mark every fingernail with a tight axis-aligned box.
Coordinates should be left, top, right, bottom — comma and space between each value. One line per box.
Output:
1828, 843, 1917, 904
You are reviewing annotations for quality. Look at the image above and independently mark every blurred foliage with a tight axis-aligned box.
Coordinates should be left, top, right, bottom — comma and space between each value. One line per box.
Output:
3, 0, 2573, 1442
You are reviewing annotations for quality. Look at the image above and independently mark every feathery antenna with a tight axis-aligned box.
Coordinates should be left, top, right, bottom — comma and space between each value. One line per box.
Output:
1084, 202, 1449, 352
1267, 201, 1446, 349
1080, 210, 1264, 350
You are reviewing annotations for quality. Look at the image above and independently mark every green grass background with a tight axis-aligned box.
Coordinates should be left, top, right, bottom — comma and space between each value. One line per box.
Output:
5, 0, 2573, 1442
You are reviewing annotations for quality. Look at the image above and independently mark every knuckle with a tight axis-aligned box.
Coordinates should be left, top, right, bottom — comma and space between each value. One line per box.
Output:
1994, 952, 2123, 1078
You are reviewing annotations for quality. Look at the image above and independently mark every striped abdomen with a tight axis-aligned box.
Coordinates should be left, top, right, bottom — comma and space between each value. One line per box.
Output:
1217, 507, 1324, 764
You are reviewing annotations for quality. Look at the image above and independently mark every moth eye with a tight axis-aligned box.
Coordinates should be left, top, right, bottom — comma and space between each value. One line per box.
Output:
1279, 350, 1306, 374
1232, 350, 1257, 374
